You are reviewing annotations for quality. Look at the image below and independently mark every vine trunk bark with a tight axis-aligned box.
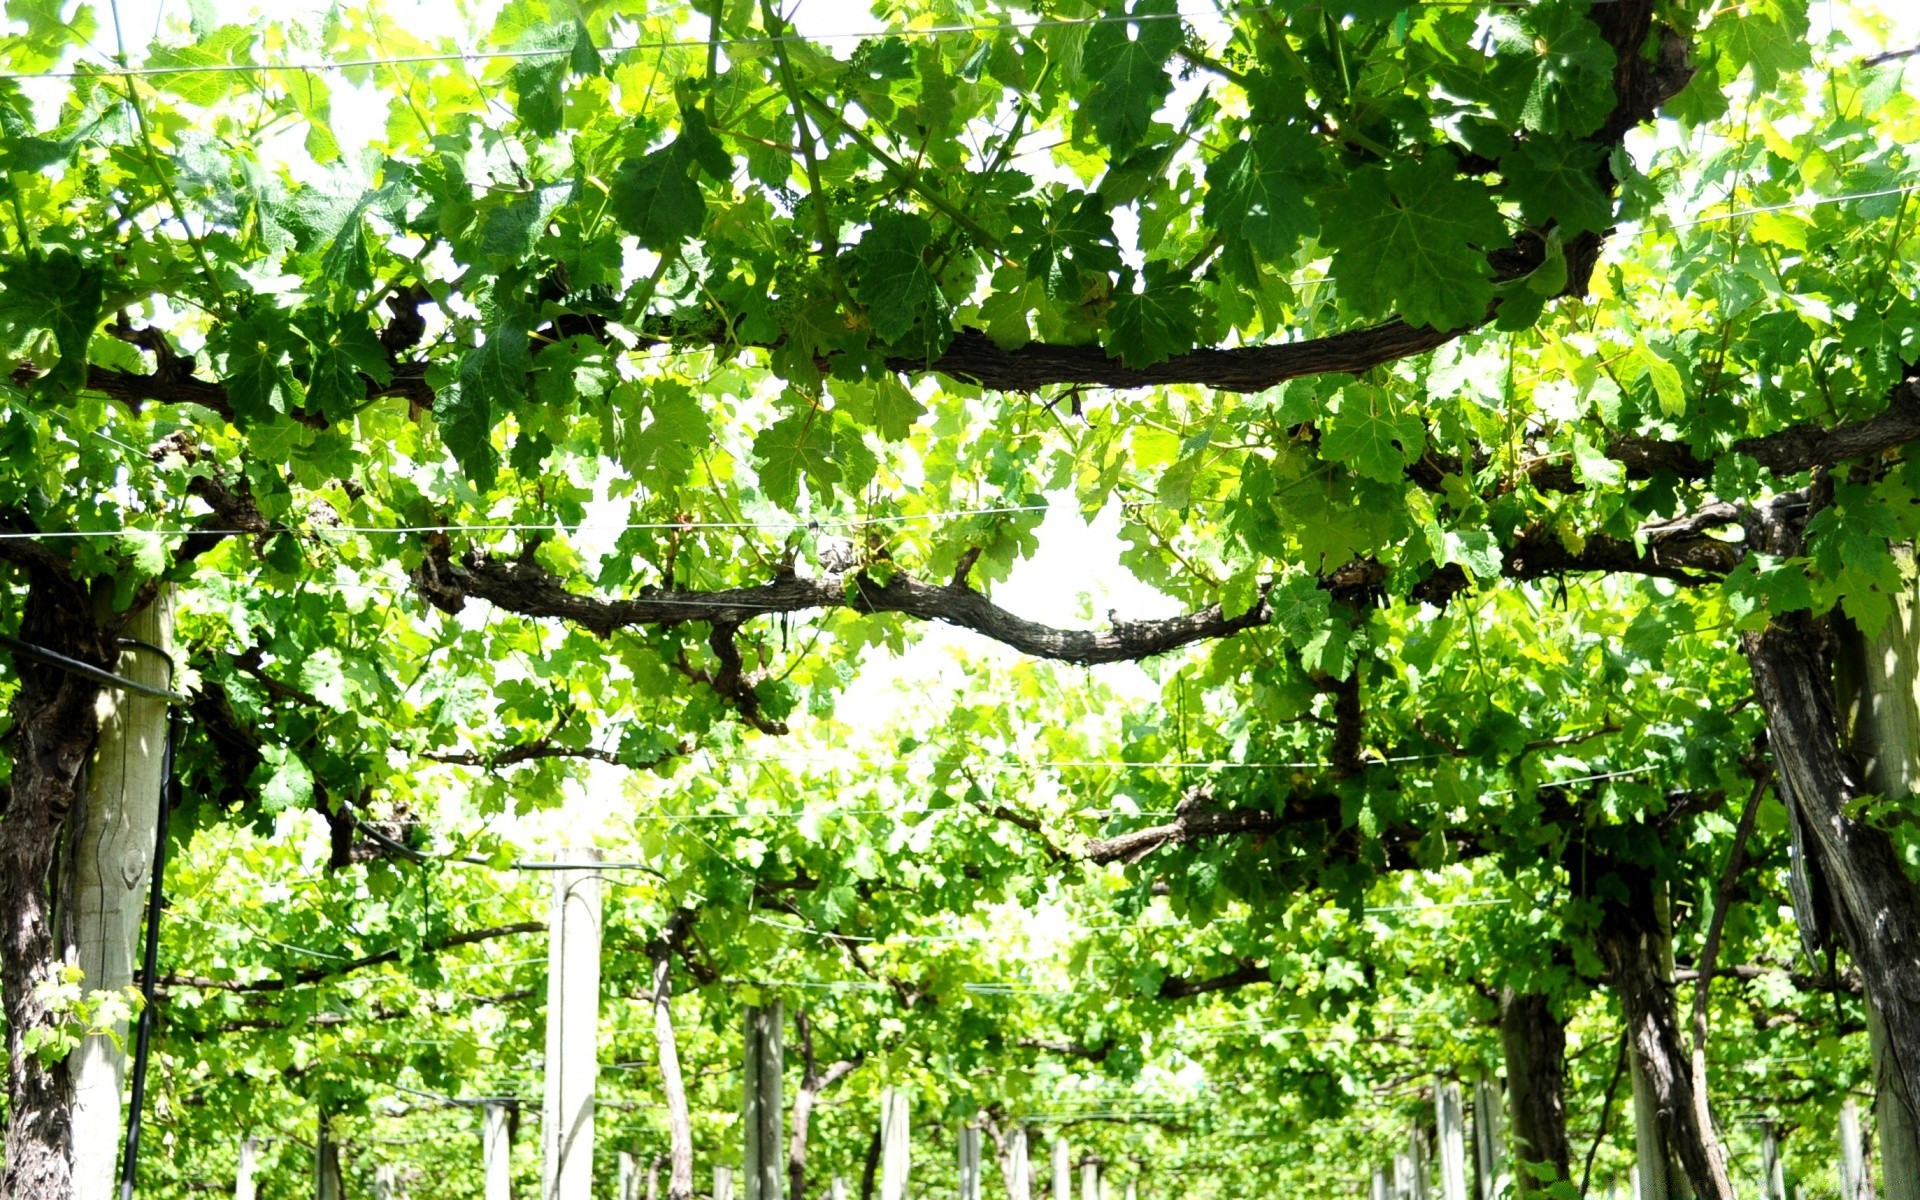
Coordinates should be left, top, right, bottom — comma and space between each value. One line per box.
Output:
1743, 616, 1920, 1141
0, 568, 114, 1200
1498, 990, 1571, 1197
1834, 597, 1920, 1200
1594, 863, 1733, 1200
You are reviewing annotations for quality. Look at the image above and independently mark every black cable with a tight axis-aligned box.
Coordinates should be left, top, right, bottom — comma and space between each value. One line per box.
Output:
0, 632, 188, 703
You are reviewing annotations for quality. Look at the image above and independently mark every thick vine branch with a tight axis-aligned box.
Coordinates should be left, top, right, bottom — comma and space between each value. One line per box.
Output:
413, 544, 1276, 665
155, 921, 544, 993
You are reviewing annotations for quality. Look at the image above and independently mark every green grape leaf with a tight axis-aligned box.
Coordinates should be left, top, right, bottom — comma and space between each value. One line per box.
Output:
1494, 2, 1618, 137
1082, 0, 1181, 155
610, 131, 708, 250
1009, 191, 1123, 301
1321, 158, 1506, 331
1104, 263, 1200, 368
1320, 385, 1425, 484
0, 249, 104, 397
1203, 122, 1320, 259
299, 310, 392, 424
1704, 0, 1810, 91
850, 211, 951, 360
440, 322, 531, 487
1500, 140, 1612, 234
214, 306, 305, 425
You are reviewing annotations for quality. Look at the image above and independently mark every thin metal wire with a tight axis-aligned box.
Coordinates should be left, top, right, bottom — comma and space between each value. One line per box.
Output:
0, 504, 1053, 542
0, 2, 1528, 83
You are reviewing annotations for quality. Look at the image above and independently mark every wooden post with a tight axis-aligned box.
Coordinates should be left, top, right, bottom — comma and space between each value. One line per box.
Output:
717, 1167, 736, 1200
235, 1138, 259, 1200
1841, 1099, 1867, 1200
316, 1109, 343, 1200
743, 1004, 786, 1200
1471, 1077, 1509, 1200
67, 589, 173, 1200
1436, 1081, 1468, 1200
1003, 1127, 1031, 1200
1630, 1055, 1671, 1200
1761, 1125, 1787, 1200
1079, 1157, 1100, 1200
879, 1088, 911, 1200
1051, 1138, 1070, 1200
1836, 561, 1920, 1200
959, 1125, 982, 1200
541, 849, 602, 1200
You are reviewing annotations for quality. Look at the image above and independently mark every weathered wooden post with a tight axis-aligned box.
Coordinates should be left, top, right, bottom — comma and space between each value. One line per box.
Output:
1003, 1127, 1032, 1200
879, 1088, 912, 1200
68, 590, 174, 1200
316, 1109, 343, 1200
1630, 1056, 1671, 1200
959, 1125, 982, 1200
235, 1138, 259, 1200
483, 1102, 514, 1200
1840, 1099, 1868, 1200
743, 1004, 786, 1200
1471, 1078, 1507, 1200
1437, 1081, 1468, 1200
541, 849, 602, 1200
1051, 1138, 1070, 1200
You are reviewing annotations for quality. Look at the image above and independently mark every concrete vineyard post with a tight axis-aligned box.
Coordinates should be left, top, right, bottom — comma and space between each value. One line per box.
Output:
1471, 1077, 1509, 1200
623, 1153, 640, 1200
483, 1101, 514, 1200
1761, 1126, 1787, 1200
879, 1088, 911, 1200
718, 1167, 736, 1200
832, 1179, 848, 1200
1079, 1157, 1100, 1200
1004, 1126, 1031, 1200
743, 1003, 786, 1200
541, 848, 603, 1200
235, 1137, 259, 1200
1051, 1138, 1070, 1200
959, 1125, 981, 1200
1437, 1080, 1469, 1200
66, 589, 173, 1200
1371, 1166, 1390, 1200
1841, 1099, 1867, 1200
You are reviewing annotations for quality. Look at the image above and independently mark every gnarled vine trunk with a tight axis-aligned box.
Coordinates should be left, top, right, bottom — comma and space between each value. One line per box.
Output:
1594, 863, 1733, 1200
1834, 599, 1920, 1200
1498, 990, 1570, 1197
1, 568, 112, 1200
1744, 616, 1920, 1140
